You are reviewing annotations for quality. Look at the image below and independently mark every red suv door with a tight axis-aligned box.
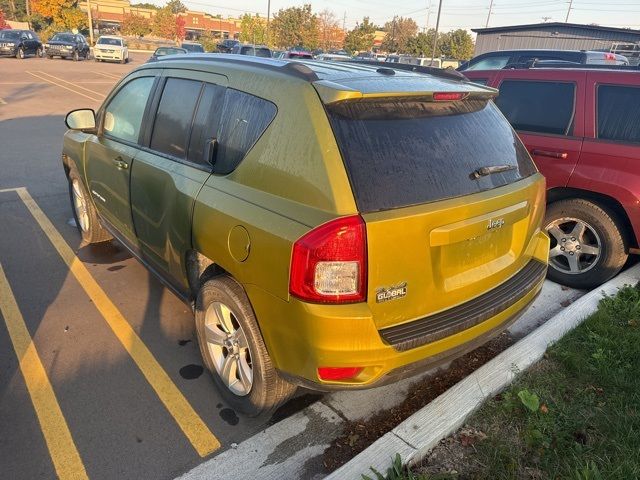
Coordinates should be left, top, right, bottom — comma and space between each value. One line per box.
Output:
571, 72, 640, 240
489, 69, 586, 190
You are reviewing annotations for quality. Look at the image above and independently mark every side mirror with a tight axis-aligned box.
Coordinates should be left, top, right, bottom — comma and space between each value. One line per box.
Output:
65, 109, 97, 133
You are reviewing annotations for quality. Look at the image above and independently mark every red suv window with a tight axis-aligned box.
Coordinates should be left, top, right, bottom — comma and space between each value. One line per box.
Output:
597, 84, 640, 144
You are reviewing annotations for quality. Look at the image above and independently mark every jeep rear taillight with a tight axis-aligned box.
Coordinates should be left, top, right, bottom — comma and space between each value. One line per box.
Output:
289, 215, 367, 304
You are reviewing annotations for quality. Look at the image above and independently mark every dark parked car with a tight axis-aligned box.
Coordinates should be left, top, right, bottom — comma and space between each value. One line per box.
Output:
465, 65, 640, 288
147, 46, 188, 62
217, 39, 239, 53
281, 50, 313, 59
44, 33, 90, 61
181, 42, 204, 53
0, 29, 42, 59
230, 44, 272, 58
459, 49, 629, 71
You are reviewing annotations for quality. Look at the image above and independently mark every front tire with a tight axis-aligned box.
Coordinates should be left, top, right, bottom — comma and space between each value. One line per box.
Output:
16, 47, 24, 59
544, 199, 627, 289
68, 173, 112, 244
73, 50, 79, 61
195, 276, 296, 416
36, 47, 43, 58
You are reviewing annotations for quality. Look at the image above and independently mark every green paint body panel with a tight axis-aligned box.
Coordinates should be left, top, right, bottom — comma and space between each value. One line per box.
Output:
61, 56, 549, 389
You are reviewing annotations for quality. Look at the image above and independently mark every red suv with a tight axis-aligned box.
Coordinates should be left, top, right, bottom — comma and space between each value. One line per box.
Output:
464, 67, 640, 289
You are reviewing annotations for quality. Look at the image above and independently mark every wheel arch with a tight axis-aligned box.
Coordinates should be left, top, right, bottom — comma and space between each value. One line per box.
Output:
547, 187, 638, 249
185, 250, 230, 299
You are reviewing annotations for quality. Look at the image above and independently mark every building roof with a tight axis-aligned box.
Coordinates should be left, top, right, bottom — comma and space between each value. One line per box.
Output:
472, 22, 640, 36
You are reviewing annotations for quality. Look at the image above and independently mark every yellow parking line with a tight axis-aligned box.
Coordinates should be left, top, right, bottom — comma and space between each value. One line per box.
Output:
25, 71, 103, 103
0, 97, 7, 105
0, 263, 88, 479
93, 71, 121, 80
36, 71, 107, 98
14, 187, 221, 457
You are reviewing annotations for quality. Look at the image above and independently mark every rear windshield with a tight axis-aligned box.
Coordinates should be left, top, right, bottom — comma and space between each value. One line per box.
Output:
327, 98, 536, 212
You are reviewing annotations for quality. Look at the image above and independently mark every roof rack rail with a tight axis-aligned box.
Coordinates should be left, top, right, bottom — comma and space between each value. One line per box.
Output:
345, 59, 469, 82
507, 60, 640, 71
153, 53, 320, 82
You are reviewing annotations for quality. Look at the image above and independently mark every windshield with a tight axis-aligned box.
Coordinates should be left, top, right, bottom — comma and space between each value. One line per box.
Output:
182, 43, 204, 52
51, 34, 75, 43
97, 37, 122, 46
327, 98, 536, 212
0, 31, 20, 40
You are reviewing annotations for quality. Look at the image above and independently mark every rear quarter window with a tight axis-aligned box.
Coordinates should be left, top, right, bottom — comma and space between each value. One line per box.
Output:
214, 89, 276, 174
494, 80, 575, 135
597, 84, 640, 144
327, 98, 537, 212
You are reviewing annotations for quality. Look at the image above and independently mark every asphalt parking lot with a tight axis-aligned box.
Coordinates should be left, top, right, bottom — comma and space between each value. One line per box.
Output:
0, 53, 585, 480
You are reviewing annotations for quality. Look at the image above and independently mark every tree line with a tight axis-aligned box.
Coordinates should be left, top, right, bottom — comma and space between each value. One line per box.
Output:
0, 0, 474, 59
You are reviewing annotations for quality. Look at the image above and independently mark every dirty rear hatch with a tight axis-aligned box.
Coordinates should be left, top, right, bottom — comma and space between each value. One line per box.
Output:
324, 90, 545, 334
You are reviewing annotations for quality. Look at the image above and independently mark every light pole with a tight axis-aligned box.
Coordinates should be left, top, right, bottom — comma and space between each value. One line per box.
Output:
87, 0, 94, 44
485, 0, 493, 28
266, 0, 271, 46
565, 0, 573, 22
430, 0, 442, 63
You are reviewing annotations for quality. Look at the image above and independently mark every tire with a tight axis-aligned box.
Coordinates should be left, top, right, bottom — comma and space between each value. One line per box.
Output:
47, 55, 53, 59
95, 58, 100, 62
67, 173, 112, 244
36, 47, 43, 58
120, 57, 126, 64
73, 50, 79, 61
544, 199, 627, 289
16, 47, 24, 59
195, 276, 296, 416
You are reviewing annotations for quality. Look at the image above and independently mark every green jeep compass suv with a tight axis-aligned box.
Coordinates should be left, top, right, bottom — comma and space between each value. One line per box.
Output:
63, 55, 549, 415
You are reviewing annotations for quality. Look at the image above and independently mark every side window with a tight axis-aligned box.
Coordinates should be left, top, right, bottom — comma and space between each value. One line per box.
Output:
188, 83, 226, 166
494, 80, 575, 135
215, 89, 277, 174
150, 78, 202, 159
103, 76, 155, 143
597, 85, 640, 144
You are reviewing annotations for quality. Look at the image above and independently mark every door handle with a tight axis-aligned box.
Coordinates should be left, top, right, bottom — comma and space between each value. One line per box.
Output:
531, 149, 568, 159
112, 157, 129, 169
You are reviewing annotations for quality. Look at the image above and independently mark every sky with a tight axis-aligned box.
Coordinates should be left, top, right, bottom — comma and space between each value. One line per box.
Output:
147, 0, 640, 32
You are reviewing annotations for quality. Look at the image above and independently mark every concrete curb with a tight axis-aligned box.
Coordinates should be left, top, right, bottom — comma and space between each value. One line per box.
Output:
325, 264, 640, 480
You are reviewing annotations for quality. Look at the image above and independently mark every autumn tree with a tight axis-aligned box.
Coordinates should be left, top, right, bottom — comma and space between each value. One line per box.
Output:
31, 0, 86, 31
438, 29, 474, 60
317, 9, 343, 51
405, 31, 434, 57
121, 13, 151, 37
166, 0, 185, 14
0, 9, 9, 28
344, 17, 376, 53
152, 6, 184, 41
271, 4, 319, 50
239, 13, 266, 45
381, 16, 417, 53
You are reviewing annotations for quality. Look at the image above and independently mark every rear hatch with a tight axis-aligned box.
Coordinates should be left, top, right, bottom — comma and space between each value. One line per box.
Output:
325, 94, 545, 329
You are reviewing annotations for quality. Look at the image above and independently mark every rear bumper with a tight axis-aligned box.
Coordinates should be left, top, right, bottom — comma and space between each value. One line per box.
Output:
93, 50, 124, 61
249, 231, 549, 390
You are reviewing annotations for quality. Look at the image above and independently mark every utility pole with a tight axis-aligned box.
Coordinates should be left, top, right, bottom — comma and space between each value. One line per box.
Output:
25, 0, 30, 17
266, 0, 271, 46
485, 0, 493, 28
87, 0, 94, 45
426, 0, 432, 30
430, 0, 443, 62
565, 0, 573, 22
343, 11, 346, 32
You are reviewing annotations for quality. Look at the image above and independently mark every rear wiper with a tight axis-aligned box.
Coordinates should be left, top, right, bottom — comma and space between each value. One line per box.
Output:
470, 164, 517, 179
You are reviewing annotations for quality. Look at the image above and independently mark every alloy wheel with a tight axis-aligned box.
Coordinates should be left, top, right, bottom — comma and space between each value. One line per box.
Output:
204, 301, 253, 396
546, 217, 602, 275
